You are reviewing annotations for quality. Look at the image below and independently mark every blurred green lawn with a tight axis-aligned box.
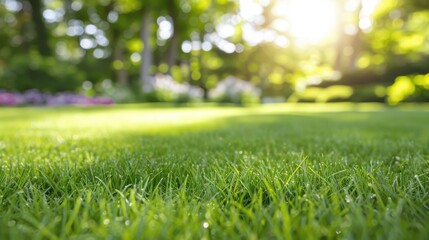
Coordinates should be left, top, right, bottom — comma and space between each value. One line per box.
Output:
0, 103, 428, 239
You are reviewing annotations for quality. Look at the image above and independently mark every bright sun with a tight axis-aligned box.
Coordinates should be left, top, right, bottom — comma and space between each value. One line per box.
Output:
275, 0, 339, 45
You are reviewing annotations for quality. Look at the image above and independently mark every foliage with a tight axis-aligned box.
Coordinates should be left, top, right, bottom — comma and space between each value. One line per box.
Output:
208, 76, 261, 104
0, 0, 428, 103
289, 85, 354, 103
101, 85, 139, 103
0, 54, 85, 92
143, 74, 204, 103
348, 84, 387, 102
387, 74, 429, 104
0, 104, 428, 238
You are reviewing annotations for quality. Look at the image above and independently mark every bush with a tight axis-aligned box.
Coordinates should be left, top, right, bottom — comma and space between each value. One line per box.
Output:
208, 76, 261, 105
102, 86, 138, 103
288, 85, 354, 103
387, 74, 429, 104
143, 74, 204, 103
348, 84, 386, 102
0, 54, 85, 93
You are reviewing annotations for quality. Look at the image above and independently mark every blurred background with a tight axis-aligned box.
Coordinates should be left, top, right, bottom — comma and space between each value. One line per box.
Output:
0, 0, 428, 106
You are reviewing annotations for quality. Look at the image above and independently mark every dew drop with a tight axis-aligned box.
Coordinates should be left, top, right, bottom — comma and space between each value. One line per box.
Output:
203, 222, 209, 229
345, 195, 353, 203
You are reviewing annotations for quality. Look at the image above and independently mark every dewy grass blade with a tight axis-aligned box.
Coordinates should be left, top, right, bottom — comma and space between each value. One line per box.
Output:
0, 104, 428, 239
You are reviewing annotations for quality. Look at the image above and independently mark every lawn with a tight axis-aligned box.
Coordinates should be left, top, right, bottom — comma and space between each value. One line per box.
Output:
0, 103, 428, 239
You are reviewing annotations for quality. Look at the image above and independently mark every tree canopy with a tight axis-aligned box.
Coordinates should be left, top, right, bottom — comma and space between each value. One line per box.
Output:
0, 0, 428, 103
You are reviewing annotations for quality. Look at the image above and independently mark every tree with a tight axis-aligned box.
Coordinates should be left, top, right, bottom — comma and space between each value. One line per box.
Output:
139, 6, 154, 92
28, 0, 52, 56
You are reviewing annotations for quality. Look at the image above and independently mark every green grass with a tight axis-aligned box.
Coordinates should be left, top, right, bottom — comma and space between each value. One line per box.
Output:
0, 103, 428, 239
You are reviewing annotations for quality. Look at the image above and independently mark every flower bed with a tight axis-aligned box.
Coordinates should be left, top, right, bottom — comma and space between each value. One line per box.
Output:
0, 89, 114, 106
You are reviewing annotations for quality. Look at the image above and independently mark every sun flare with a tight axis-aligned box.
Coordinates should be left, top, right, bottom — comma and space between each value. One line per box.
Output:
275, 0, 339, 45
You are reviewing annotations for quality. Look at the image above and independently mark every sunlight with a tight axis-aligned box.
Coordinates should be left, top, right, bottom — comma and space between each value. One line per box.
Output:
275, 0, 339, 45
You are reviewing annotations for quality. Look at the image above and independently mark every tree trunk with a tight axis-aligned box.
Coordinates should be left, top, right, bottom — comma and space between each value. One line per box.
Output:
103, 1, 128, 86
139, 8, 153, 92
166, 0, 180, 76
347, 33, 362, 71
347, 1, 363, 71
28, 0, 51, 56
335, 0, 363, 72
334, 40, 345, 71
18, 1, 33, 53
334, 2, 346, 71
114, 40, 128, 85
166, 31, 179, 75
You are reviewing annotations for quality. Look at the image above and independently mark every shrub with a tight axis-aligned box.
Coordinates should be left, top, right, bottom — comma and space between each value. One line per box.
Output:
288, 85, 354, 103
387, 74, 429, 104
208, 76, 261, 104
144, 74, 204, 103
348, 84, 386, 102
0, 54, 85, 93
102, 86, 138, 103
